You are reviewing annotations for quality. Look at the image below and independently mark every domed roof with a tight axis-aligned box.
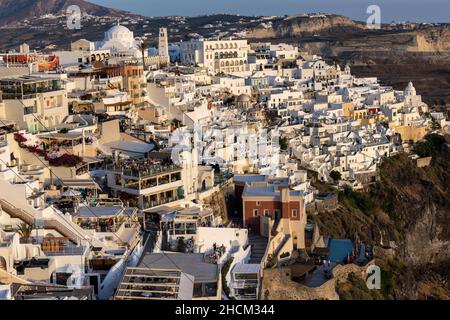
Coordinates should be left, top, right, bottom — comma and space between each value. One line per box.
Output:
236, 94, 251, 103
404, 81, 416, 96
104, 22, 133, 41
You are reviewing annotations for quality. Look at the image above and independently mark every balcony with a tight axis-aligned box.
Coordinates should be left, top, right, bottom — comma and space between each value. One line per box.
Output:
107, 163, 182, 180
89, 257, 118, 271
142, 193, 184, 210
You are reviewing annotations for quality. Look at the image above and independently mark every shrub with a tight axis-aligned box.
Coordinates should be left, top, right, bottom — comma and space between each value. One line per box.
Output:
414, 140, 433, 158
336, 272, 384, 300
221, 257, 234, 299
266, 254, 276, 268
339, 186, 373, 213
14, 133, 27, 143
414, 134, 446, 157
279, 136, 288, 151
329, 170, 342, 182
48, 154, 83, 167
176, 237, 186, 253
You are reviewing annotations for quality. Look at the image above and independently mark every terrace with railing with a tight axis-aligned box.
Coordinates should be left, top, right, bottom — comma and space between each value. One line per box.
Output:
0, 77, 66, 100
41, 237, 87, 256
106, 159, 182, 180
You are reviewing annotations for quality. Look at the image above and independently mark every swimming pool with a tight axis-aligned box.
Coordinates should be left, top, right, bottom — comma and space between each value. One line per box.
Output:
327, 239, 354, 263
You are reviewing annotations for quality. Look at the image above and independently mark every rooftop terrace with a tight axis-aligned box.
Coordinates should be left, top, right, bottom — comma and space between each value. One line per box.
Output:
106, 158, 182, 179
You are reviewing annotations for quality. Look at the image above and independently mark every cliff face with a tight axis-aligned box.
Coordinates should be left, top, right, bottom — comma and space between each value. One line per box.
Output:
410, 27, 450, 52
247, 15, 365, 39
373, 142, 449, 261
314, 135, 450, 299
202, 181, 235, 224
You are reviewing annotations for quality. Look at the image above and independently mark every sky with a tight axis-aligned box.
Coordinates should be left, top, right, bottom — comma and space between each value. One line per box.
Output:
89, 0, 450, 23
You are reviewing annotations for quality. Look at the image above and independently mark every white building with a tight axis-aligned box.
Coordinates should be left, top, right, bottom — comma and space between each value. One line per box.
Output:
180, 39, 249, 74
96, 23, 146, 59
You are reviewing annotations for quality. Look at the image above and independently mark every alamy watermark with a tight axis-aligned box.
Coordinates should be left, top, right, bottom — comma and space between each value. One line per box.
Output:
366, 264, 381, 290
366, 5, 381, 30
169, 124, 281, 171
67, 5, 82, 30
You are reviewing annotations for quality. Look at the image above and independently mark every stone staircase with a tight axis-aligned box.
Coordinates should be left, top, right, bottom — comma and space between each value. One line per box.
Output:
273, 234, 291, 259
248, 234, 268, 264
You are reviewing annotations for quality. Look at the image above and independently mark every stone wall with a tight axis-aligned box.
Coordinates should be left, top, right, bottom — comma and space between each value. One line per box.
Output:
261, 262, 374, 300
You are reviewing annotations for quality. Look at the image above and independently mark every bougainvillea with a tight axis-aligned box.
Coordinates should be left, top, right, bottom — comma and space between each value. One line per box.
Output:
14, 133, 27, 143
48, 154, 83, 167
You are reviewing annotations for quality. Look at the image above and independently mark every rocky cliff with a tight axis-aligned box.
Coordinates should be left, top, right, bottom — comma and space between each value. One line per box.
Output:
314, 134, 449, 299
410, 27, 450, 52
247, 14, 365, 39
264, 135, 449, 300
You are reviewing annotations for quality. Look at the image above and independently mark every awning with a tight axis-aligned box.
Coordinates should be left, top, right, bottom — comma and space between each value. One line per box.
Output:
60, 178, 101, 190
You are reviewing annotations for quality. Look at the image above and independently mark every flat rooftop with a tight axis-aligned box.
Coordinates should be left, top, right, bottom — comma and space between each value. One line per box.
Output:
74, 205, 123, 218
242, 184, 302, 198
139, 253, 218, 282
232, 263, 260, 274
233, 174, 269, 184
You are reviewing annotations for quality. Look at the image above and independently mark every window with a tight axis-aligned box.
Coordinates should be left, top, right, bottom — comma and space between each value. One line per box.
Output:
256, 201, 261, 206
291, 209, 297, 218
274, 209, 280, 218
253, 209, 259, 217
264, 209, 270, 217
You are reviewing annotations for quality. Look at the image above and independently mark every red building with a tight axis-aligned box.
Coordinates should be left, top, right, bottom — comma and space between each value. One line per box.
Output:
242, 184, 305, 234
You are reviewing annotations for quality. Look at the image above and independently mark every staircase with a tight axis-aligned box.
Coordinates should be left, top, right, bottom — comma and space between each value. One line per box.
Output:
273, 234, 291, 258
271, 218, 281, 237
248, 234, 268, 264
0, 198, 84, 245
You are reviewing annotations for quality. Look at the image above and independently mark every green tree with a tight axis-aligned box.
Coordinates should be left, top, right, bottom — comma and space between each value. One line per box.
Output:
431, 119, 441, 131
329, 170, 342, 183
138, 41, 149, 71
279, 136, 288, 151
176, 237, 186, 253
17, 222, 33, 243
414, 140, 433, 158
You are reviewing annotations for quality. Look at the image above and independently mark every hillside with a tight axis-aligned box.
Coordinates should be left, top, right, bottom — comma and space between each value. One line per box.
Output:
247, 14, 366, 39
314, 134, 450, 299
0, 0, 136, 25
262, 135, 449, 300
